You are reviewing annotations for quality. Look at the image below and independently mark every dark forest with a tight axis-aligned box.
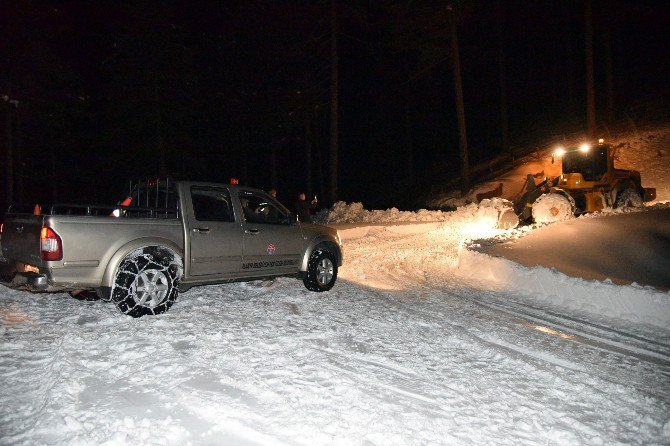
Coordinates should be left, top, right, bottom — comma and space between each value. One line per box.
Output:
1, 0, 669, 214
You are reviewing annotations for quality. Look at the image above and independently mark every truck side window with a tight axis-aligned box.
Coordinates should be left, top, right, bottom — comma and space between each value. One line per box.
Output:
191, 187, 235, 222
240, 192, 288, 225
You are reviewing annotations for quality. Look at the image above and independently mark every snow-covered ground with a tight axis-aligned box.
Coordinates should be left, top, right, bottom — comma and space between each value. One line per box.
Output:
1, 126, 669, 445
2, 221, 669, 445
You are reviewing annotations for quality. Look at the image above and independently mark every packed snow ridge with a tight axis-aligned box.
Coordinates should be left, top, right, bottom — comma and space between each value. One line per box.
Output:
316, 198, 513, 233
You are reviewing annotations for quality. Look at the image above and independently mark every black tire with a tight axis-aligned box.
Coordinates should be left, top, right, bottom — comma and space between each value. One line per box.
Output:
112, 247, 181, 317
615, 188, 643, 209
531, 192, 575, 224
303, 248, 338, 292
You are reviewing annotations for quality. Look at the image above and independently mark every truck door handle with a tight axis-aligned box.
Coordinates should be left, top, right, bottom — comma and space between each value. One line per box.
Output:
245, 228, 259, 235
192, 227, 210, 233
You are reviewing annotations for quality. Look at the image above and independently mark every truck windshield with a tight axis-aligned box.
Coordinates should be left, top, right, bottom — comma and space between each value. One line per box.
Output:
562, 147, 608, 181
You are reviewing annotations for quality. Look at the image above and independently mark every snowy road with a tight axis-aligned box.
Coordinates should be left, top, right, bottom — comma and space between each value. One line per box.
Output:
482, 207, 670, 291
1, 221, 669, 445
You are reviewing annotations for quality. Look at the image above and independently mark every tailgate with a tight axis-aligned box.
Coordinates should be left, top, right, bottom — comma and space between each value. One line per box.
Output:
1, 214, 44, 266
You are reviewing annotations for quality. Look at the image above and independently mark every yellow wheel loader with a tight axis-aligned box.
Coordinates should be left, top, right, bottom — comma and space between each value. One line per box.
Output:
499, 140, 656, 228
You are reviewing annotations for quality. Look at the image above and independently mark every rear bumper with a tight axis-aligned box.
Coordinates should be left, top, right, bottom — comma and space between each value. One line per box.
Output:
1, 271, 49, 291
0, 259, 49, 291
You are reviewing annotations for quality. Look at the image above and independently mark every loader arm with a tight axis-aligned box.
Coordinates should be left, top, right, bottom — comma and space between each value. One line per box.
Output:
513, 175, 559, 221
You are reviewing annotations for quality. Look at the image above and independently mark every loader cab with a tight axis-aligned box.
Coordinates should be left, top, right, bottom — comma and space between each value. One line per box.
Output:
561, 144, 610, 182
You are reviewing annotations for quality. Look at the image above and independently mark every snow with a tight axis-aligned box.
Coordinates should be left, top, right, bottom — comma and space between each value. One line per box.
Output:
1, 125, 669, 445
2, 225, 669, 445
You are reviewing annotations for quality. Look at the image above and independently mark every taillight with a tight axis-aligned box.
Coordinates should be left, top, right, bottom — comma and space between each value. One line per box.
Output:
40, 227, 63, 261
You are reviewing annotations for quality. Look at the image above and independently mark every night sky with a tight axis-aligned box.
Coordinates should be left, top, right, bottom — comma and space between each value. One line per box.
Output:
1, 0, 669, 215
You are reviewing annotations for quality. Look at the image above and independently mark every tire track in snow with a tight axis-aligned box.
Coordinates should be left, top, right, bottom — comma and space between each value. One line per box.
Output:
469, 295, 670, 366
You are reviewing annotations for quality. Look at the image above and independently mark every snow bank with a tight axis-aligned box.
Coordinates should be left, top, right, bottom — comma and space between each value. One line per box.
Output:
457, 248, 670, 329
322, 199, 669, 330
611, 127, 670, 204
319, 198, 512, 229
323, 199, 524, 244
314, 201, 453, 224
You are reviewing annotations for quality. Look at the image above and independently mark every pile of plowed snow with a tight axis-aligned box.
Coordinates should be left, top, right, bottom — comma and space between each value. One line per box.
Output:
315, 198, 520, 240
610, 127, 670, 201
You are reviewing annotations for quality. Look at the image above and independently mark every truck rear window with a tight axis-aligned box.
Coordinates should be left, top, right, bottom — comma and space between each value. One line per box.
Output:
191, 187, 235, 222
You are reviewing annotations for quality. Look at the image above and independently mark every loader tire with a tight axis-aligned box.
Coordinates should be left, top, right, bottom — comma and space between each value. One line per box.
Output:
531, 193, 574, 224
112, 247, 181, 318
615, 188, 643, 209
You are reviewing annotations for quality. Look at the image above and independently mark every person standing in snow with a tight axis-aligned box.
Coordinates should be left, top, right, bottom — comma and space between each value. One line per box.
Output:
295, 192, 317, 223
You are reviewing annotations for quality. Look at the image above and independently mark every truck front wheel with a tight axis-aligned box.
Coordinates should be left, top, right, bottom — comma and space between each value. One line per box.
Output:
112, 247, 181, 317
303, 248, 338, 292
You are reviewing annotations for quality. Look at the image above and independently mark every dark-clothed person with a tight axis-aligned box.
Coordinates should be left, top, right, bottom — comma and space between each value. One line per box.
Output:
296, 192, 317, 222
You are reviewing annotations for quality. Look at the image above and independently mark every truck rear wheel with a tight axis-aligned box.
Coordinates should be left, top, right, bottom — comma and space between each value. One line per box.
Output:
112, 247, 181, 317
303, 248, 338, 292
615, 188, 643, 209
531, 193, 575, 224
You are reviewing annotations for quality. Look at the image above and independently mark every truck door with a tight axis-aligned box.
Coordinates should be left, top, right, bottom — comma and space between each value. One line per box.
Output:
237, 191, 303, 274
187, 186, 243, 276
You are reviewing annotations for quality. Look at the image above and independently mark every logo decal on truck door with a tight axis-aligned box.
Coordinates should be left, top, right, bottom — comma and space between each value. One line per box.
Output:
267, 244, 276, 255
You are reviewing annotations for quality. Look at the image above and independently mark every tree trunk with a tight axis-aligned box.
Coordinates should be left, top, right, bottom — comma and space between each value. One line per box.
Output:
449, 10, 470, 195
404, 89, 414, 181
496, 0, 510, 155
328, 0, 339, 205
314, 108, 326, 201
305, 114, 313, 196
562, 10, 577, 117
16, 105, 23, 202
154, 77, 167, 177
49, 124, 58, 203
4, 99, 13, 205
271, 145, 277, 189
603, 17, 615, 124
585, 0, 596, 139
241, 150, 248, 186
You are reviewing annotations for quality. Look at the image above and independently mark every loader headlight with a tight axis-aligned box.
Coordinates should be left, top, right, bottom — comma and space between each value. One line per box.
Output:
580, 144, 590, 153
553, 147, 565, 157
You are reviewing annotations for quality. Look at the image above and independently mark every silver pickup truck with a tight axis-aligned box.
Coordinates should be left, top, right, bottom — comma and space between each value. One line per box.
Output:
0, 180, 343, 317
